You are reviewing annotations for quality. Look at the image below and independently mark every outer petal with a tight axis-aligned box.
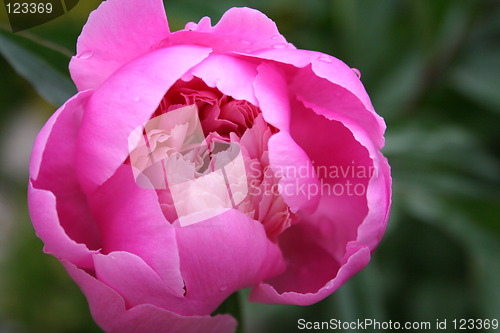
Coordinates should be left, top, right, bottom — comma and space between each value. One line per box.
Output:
76, 45, 211, 193
63, 261, 237, 333
248, 48, 385, 148
29, 91, 82, 181
356, 151, 391, 250
88, 165, 184, 295
289, 104, 372, 260
250, 50, 391, 304
28, 184, 93, 269
250, 246, 371, 305
70, 0, 170, 90
28, 91, 98, 268
160, 7, 293, 54
110, 305, 236, 333
211, 7, 289, 48
174, 209, 285, 314
92, 252, 206, 316
250, 110, 391, 304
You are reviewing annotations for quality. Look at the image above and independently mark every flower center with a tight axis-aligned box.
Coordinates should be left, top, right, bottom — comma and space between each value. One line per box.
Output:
128, 78, 295, 240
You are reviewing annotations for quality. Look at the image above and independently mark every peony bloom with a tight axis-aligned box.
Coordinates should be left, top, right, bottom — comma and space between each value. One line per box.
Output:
28, 0, 391, 332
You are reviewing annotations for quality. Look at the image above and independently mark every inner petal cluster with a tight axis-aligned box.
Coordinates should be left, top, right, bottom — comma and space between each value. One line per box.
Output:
128, 78, 295, 240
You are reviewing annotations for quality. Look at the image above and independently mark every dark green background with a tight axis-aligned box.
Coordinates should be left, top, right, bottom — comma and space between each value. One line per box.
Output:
0, 0, 499, 332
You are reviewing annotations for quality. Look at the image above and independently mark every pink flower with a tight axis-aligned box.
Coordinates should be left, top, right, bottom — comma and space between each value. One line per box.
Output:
28, 0, 391, 332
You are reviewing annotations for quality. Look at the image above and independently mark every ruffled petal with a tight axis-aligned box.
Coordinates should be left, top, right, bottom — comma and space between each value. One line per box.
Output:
160, 7, 293, 54
76, 45, 211, 193
70, 0, 170, 90
211, 7, 289, 48
63, 261, 237, 333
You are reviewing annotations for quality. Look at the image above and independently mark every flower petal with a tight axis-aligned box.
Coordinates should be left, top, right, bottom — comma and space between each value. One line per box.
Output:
161, 7, 292, 54
88, 165, 184, 296
29, 91, 85, 181
267, 131, 320, 214
76, 45, 211, 194
254, 62, 291, 131
250, 102, 391, 304
289, 102, 372, 259
188, 54, 258, 105
110, 305, 237, 333
63, 261, 237, 333
29, 91, 100, 265
245, 48, 385, 147
70, 0, 170, 90
30, 90, 101, 251
174, 209, 285, 314
355, 151, 392, 250
250, 246, 371, 305
212, 7, 289, 49
93, 251, 180, 306
28, 184, 93, 269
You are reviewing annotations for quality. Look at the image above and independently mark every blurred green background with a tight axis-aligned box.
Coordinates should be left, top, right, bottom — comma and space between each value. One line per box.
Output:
0, 0, 499, 332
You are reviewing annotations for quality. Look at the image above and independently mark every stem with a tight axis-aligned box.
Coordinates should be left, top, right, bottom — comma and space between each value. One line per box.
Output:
213, 291, 245, 333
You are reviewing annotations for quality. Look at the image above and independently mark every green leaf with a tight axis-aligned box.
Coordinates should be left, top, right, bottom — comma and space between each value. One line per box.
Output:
0, 27, 76, 107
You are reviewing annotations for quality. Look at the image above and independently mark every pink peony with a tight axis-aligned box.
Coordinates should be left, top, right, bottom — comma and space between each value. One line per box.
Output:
28, 0, 391, 332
